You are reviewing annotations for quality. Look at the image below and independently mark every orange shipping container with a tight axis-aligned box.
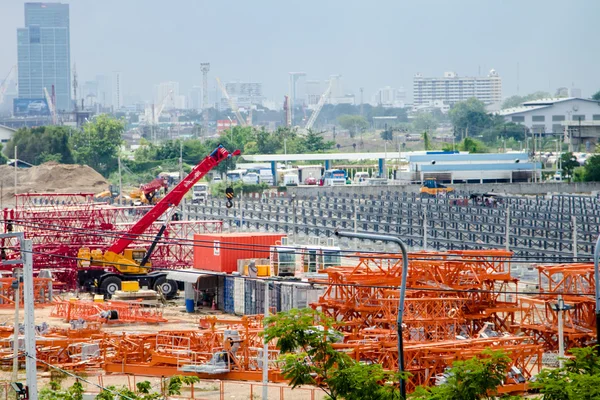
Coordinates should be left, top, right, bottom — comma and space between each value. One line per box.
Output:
193, 233, 285, 273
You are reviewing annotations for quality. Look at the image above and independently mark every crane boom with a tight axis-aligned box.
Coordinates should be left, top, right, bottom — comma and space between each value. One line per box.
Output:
305, 81, 332, 131
107, 145, 240, 255
43, 87, 57, 125
215, 77, 247, 127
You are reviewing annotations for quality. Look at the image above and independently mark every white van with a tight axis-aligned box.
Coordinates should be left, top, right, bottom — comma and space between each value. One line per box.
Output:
283, 174, 299, 186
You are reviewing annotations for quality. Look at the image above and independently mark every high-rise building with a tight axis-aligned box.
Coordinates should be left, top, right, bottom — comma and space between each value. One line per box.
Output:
413, 69, 502, 106
96, 74, 112, 107
222, 81, 263, 109
306, 80, 323, 109
17, 2, 71, 111
372, 86, 407, 108
188, 86, 203, 111
112, 71, 123, 110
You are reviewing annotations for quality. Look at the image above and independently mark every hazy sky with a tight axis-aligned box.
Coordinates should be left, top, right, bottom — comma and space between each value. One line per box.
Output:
1, 0, 598, 103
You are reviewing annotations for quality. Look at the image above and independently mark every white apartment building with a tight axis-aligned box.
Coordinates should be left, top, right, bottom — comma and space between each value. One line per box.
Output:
413, 69, 502, 106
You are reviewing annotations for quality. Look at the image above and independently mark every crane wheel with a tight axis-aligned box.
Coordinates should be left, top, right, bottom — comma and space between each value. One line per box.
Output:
100, 276, 122, 297
153, 277, 178, 300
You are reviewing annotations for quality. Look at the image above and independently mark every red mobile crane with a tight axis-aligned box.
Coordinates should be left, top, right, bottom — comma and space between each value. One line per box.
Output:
77, 145, 240, 298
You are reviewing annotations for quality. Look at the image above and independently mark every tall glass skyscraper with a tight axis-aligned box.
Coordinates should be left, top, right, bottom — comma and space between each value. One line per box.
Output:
17, 2, 71, 111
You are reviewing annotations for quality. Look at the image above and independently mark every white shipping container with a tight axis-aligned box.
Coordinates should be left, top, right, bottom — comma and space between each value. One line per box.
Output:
234, 277, 246, 315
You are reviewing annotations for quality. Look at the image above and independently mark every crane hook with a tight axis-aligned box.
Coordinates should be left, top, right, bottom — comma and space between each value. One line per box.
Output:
225, 187, 234, 208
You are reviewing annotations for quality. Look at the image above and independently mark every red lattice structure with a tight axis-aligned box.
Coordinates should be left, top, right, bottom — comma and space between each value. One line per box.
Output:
2, 193, 222, 288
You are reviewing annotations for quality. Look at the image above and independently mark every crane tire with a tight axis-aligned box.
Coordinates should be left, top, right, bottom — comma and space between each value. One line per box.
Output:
154, 277, 178, 299
100, 276, 122, 298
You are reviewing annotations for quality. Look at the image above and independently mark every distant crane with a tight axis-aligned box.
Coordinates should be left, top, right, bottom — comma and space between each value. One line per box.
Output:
304, 80, 332, 131
0, 65, 17, 105
215, 77, 247, 127
154, 89, 174, 124
43, 87, 58, 125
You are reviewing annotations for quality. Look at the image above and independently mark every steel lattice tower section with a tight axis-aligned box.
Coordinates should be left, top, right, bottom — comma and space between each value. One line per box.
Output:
201, 62, 210, 136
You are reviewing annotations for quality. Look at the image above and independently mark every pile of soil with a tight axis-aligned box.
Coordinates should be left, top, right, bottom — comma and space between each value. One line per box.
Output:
0, 162, 108, 204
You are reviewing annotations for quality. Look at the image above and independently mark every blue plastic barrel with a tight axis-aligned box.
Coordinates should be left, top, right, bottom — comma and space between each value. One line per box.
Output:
185, 298, 195, 313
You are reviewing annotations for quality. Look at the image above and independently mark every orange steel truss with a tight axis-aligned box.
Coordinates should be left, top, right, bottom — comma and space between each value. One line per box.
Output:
510, 263, 597, 350
313, 250, 517, 338
51, 300, 167, 324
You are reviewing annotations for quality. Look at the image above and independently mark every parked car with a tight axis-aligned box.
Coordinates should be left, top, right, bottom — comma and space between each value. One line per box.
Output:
304, 175, 317, 185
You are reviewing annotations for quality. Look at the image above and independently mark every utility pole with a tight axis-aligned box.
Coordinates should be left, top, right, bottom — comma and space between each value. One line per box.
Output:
12, 267, 20, 384
118, 155, 122, 206
14, 145, 17, 208
578, 116, 582, 153
179, 140, 184, 182
22, 239, 37, 399
360, 87, 364, 116
262, 281, 269, 400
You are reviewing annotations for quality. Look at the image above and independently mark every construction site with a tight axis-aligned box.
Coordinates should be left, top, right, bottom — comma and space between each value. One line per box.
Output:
0, 144, 598, 399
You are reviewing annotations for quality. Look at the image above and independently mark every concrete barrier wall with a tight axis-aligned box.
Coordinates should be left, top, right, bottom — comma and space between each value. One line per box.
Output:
288, 181, 600, 197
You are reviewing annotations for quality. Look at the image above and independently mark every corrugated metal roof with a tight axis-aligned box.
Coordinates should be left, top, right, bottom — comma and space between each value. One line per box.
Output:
166, 270, 209, 283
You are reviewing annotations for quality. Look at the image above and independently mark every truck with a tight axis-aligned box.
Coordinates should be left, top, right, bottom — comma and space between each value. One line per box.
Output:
191, 183, 209, 204
77, 145, 241, 299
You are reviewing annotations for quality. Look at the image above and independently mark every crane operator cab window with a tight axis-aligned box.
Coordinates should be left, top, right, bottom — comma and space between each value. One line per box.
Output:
131, 250, 145, 264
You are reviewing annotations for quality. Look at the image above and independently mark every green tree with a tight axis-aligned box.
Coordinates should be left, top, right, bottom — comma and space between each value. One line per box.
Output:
457, 137, 488, 153
71, 114, 124, 177
4, 125, 74, 165
411, 349, 511, 400
448, 98, 491, 139
263, 308, 403, 400
591, 90, 600, 101
531, 346, 600, 400
380, 129, 394, 141
338, 115, 369, 138
413, 112, 438, 133
560, 152, 580, 181
0, 143, 7, 164
422, 131, 432, 151
583, 154, 600, 181
501, 91, 552, 109
303, 129, 334, 152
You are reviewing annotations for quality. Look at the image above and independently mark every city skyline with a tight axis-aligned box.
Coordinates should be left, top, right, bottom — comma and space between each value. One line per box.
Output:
1, 0, 599, 106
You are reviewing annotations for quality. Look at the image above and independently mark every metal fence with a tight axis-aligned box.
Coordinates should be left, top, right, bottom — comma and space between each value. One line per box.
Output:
184, 191, 600, 259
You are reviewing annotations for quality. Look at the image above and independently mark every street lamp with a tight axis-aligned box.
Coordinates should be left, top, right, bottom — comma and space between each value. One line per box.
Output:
550, 295, 574, 367
334, 230, 408, 399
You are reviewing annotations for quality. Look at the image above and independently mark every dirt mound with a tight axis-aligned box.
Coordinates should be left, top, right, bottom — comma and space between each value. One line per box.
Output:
0, 163, 108, 203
